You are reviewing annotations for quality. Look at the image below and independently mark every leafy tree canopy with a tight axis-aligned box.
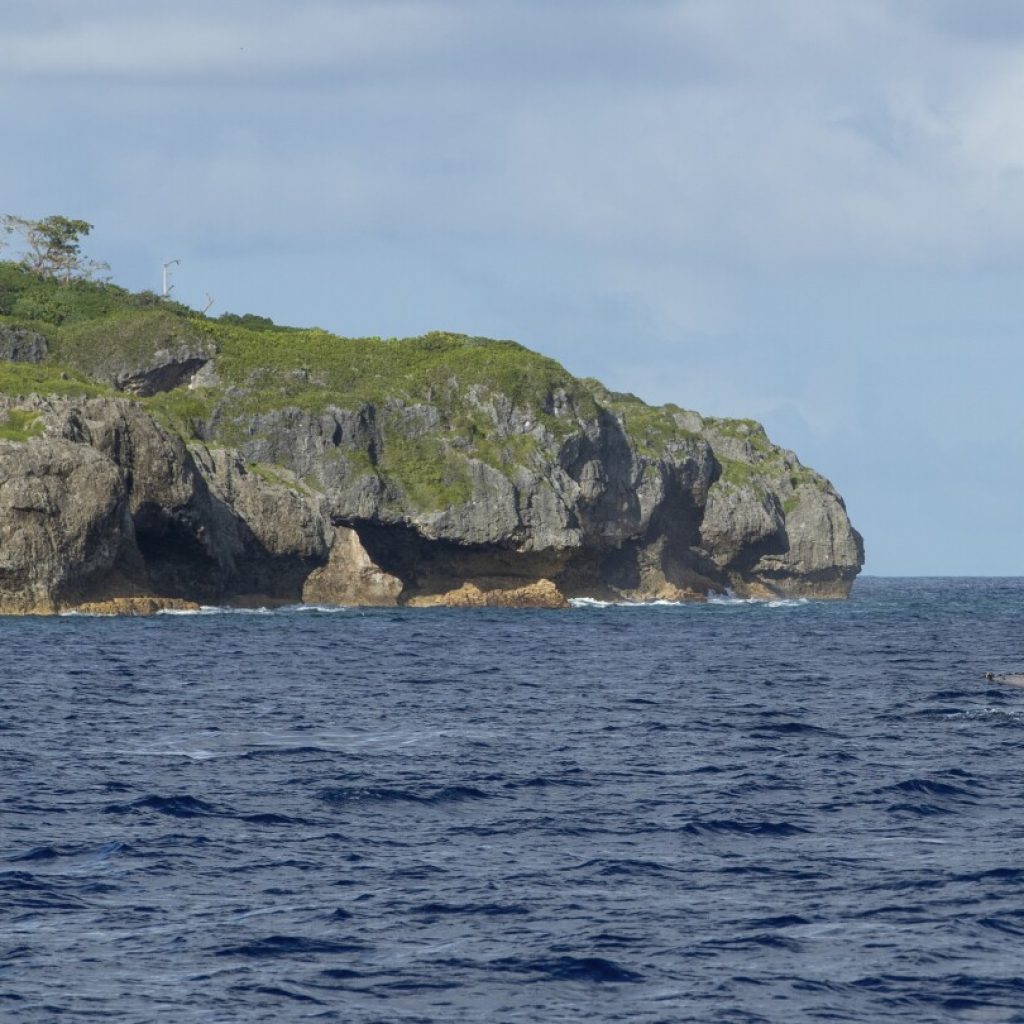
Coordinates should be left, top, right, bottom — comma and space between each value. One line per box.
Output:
2, 214, 108, 284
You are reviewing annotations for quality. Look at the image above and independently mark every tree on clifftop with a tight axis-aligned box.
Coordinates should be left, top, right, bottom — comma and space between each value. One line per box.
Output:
2, 214, 109, 283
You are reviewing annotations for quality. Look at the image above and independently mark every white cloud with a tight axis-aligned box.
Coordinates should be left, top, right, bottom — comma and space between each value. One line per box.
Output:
0, 1, 455, 78
10, 0, 1024, 269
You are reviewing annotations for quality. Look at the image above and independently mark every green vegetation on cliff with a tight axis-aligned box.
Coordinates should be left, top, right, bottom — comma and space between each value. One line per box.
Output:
49, 308, 208, 381
0, 408, 43, 442
0, 262, 187, 327
205, 321, 581, 414
0, 258, 806, 512
0, 362, 112, 400
581, 379, 703, 457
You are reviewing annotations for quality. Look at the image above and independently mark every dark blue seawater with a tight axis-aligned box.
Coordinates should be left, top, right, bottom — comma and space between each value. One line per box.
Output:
3, 577, 1024, 1023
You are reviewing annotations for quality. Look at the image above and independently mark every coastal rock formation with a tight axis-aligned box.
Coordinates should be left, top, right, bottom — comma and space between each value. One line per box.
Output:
0, 436, 135, 613
302, 526, 403, 606
71, 597, 202, 616
0, 264, 864, 611
50, 310, 217, 396
405, 578, 568, 608
0, 385, 862, 612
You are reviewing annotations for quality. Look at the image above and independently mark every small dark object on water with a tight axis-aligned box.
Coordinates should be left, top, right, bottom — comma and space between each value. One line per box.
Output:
983, 672, 1024, 687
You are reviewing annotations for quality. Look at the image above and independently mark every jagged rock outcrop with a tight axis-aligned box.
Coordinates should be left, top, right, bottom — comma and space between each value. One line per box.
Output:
0, 436, 135, 613
406, 578, 568, 608
72, 597, 201, 616
302, 526, 402, 606
52, 310, 216, 396
0, 396, 335, 610
0, 326, 47, 364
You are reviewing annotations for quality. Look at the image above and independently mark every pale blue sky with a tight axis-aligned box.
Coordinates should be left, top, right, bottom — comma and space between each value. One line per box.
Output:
3, 1, 1022, 575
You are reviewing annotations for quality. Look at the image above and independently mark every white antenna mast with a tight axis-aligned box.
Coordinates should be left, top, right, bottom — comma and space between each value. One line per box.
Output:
162, 259, 180, 298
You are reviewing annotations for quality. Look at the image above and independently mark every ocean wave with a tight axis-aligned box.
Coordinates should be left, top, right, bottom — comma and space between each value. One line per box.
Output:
679, 818, 811, 837
286, 604, 354, 613
103, 794, 223, 818
877, 777, 978, 799
487, 954, 644, 983
318, 784, 493, 807
111, 746, 223, 760
411, 901, 529, 917
213, 935, 367, 958
6, 841, 129, 865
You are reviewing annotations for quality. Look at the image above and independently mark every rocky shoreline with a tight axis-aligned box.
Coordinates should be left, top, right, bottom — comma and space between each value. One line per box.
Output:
0, 388, 863, 615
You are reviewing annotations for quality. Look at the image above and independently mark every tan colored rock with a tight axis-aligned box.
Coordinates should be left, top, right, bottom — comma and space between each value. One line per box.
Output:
63, 596, 201, 616
302, 526, 403, 606
728, 579, 780, 601
406, 577, 568, 609
616, 581, 707, 603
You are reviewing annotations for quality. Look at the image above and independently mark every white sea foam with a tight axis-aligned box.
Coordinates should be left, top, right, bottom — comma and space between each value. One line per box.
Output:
156, 606, 220, 616
113, 747, 223, 760
948, 707, 1024, 724
707, 594, 810, 608
156, 605, 275, 616
155, 603, 354, 616
570, 595, 811, 609
284, 604, 353, 614
66, 604, 340, 617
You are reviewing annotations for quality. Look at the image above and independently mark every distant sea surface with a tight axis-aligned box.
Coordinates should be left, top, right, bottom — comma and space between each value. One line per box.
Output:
3, 577, 1024, 1023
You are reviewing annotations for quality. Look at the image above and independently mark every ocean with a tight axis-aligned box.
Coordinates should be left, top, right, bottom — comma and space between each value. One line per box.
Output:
2, 577, 1024, 1023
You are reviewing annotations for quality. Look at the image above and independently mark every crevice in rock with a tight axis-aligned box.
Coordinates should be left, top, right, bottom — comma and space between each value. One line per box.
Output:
349, 520, 568, 596
117, 358, 210, 397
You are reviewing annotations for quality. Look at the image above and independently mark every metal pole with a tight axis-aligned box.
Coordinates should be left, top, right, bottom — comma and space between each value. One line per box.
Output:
162, 259, 180, 298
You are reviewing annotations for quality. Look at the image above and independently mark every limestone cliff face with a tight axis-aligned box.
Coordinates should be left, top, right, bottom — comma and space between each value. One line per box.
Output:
0, 436, 132, 612
194, 383, 862, 604
0, 326, 47, 364
0, 364, 863, 611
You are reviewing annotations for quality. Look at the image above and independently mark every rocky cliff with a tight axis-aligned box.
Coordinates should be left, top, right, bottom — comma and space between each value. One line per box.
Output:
0, 268, 863, 612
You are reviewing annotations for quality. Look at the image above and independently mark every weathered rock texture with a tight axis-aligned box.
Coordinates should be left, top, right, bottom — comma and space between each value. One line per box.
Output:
0, 326, 47, 364
0, 390, 862, 613
0, 435, 133, 612
405, 578, 568, 609
302, 526, 403, 606
0, 324, 863, 613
